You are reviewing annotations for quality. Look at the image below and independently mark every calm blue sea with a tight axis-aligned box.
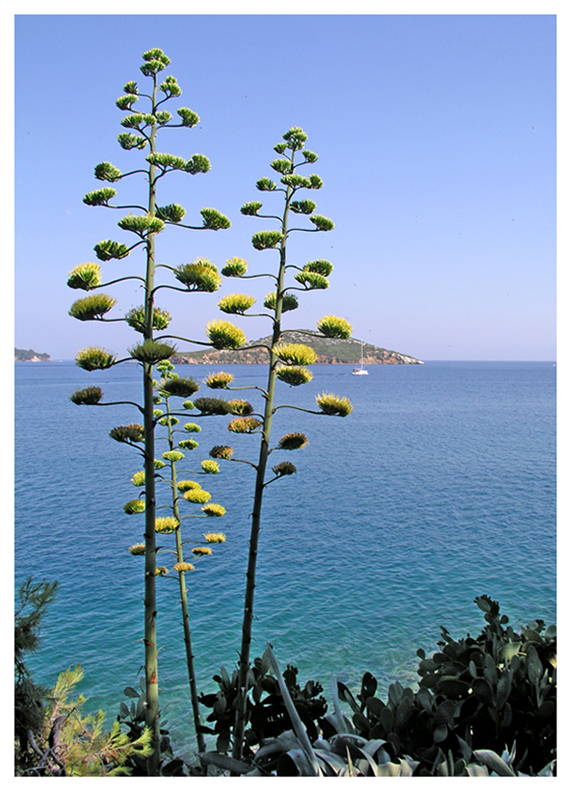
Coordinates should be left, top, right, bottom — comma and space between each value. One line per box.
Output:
15, 360, 556, 757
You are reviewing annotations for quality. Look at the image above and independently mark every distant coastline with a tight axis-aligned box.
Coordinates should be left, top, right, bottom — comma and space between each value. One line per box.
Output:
15, 347, 51, 362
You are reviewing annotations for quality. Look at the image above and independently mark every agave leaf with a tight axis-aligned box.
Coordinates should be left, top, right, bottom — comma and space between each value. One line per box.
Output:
199, 751, 252, 774
265, 644, 321, 776
472, 749, 516, 777
254, 730, 301, 761
337, 681, 361, 715
466, 764, 490, 777
330, 675, 355, 733
283, 748, 321, 776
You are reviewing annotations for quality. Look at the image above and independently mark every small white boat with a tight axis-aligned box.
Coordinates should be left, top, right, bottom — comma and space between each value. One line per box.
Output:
352, 341, 369, 375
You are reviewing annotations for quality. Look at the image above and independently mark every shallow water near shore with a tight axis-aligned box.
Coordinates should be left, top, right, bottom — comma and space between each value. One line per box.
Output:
15, 360, 556, 757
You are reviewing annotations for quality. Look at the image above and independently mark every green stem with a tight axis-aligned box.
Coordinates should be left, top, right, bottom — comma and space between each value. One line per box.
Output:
164, 392, 207, 756
143, 72, 161, 776
232, 149, 295, 760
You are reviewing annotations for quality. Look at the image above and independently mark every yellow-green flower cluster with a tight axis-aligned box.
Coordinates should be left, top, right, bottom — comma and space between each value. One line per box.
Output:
201, 460, 219, 474
204, 532, 226, 543
177, 480, 201, 492
217, 293, 256, 315
155, 567, 169, 576
67, 262, 102, 291
201, 504, 226, 517
173, 561, 195, 572
131, 471, 145, 487
205, 371, 234, 389
155, 516, 179, 533
129, 543, 145, 555
272, 342, 317, 366
221, 257, 248, 277
191, 546, 213, 556
316, 315, 352, 339
228, 417, 262, 433
206, 320, 246, 350
316, 392, 353, 417
124, 499, 146, 514
184, 489, 211, 504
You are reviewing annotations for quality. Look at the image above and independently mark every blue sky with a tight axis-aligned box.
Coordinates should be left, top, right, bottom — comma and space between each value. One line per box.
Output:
14, 11, 556, 361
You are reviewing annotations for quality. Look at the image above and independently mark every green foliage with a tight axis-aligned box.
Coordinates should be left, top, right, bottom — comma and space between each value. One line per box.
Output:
186, 153, 211, 173
177, 107, 200, 127
67, 262, 103, 290
69, 293, 117, 321
304, 259, 333, 276
256, 177, 277, 191
75, 346, 116, 371
117, 132, 147, 150
309, 214, 335, 231
69, 386, 103, 405
290, 199, 316, 214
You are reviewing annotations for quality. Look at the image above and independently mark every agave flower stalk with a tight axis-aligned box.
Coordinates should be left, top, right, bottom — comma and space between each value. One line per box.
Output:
67, 48, 230, 774
213, 127, 353, 759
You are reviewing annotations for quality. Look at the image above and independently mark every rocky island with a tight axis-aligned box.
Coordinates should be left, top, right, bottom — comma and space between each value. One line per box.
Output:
15, 347, 51, 362
171, 330, 423, 366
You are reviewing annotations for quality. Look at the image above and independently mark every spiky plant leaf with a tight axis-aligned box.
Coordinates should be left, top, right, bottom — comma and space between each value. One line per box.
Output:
75, 346, 116, 371
67, 262, 102, 290
69, 293, 116, 321
206, 320, 246, 350
316, 392, 353, 417
69, 386, 103, 405
94, 161, 122, 182
276, 366, 313, 386
272, 342, 317, 366
221, 257, 248, 277
317, 315, 353, 339
218, 293, 256, 315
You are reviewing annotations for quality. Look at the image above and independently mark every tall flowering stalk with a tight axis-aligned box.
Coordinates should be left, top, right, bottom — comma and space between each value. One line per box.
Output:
203, 127, 353, 759
67, 48, 229, 774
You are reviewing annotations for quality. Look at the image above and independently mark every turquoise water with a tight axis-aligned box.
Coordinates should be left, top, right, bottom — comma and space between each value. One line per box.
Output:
15, 360, 556, 755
